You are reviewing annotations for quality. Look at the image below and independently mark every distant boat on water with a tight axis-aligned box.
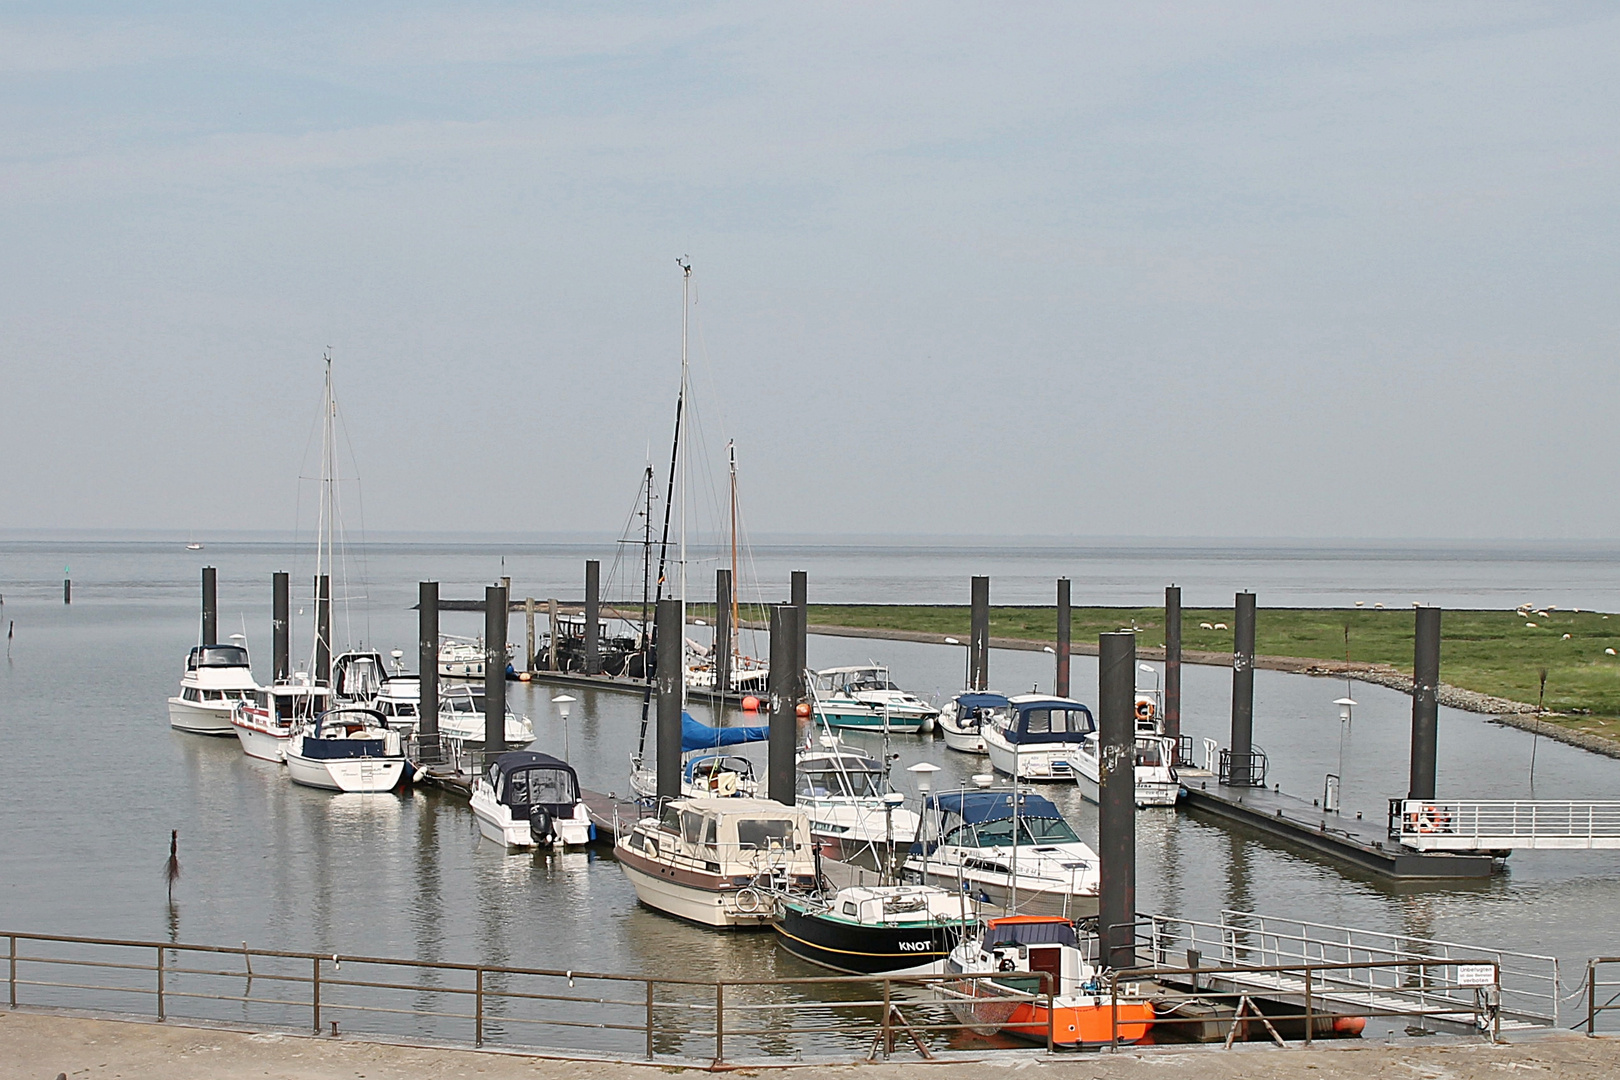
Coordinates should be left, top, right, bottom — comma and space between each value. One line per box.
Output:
185, 541, 203, 550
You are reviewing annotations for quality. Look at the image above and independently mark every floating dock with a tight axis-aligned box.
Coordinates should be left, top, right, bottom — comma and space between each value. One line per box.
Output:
1180, 781, 1496, 880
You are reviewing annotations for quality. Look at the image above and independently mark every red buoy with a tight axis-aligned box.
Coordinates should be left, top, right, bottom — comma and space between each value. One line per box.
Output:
741, 695, 760, 713
795, 702, 811, 718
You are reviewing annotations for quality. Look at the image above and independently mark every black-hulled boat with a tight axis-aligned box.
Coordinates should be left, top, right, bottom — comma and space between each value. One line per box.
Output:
773, 885, 976, 975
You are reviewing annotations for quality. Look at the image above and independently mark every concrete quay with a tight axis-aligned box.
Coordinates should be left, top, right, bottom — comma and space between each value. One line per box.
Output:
4, 1010, 1619, 1080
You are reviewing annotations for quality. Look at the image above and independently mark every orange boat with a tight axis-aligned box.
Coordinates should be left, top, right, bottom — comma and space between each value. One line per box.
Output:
946, 915, 1154, 1046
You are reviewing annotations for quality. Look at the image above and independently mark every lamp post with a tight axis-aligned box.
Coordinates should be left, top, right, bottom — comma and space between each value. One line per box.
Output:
553, 695, 577, 762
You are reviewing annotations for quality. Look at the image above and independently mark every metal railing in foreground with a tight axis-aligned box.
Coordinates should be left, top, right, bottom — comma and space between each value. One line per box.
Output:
2, 930, 1053, 1064
1586, 958, 1620, 1034
1136, 911, 1558, 1028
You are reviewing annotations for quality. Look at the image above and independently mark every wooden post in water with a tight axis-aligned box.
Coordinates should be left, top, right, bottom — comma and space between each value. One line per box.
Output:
969, 576, 990, 691
315, 575, 331, 686
655, 598, 683, 802
584, 560, 601, 675
1409, 606, 1442, 801
484, 584, 507, 754
419, 582, 440, 764
1229, 592, 1256, 786
791, 571, 808, 701
63, 568, 71, 605
768, 605, 799, 805
201, 567, 218, 646
272, 572, 290, 681
1164, 585, 1182, 762
715, 569, 732, 702
524, 598, 536, 674
546, 599, 560, 671
1055, 577, 1071, 698
1098, 631, 1138, 971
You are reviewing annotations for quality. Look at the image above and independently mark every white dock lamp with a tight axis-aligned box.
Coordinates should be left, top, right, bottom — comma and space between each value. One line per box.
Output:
553, 694, 577, 761
1139, 662, 1160, 694
907, 760, 941, 794
390, 648, 404, 673
1334, 697, 1356, 725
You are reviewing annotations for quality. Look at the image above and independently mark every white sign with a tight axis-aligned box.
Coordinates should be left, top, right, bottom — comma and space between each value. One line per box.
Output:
1457, 964, 1497, 987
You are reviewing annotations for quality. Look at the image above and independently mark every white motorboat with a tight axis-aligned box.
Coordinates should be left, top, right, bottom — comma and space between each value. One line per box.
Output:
438, 685, 535, 746
469, 751, 594, 848
904, 788, 1100, 918
983, 695, 1095, 781
810, 666, 939, 734
797, 741, 921, 863
616, 797, 818, 928
937, 692, 1008, 754
685, 653, 770, 695
368, 674, 421, 735
1071, 733, 1181, 807
284, 707, 408, 793
438, 635, 487, 679
230, 676, 330, 762
168, 644, 260, 736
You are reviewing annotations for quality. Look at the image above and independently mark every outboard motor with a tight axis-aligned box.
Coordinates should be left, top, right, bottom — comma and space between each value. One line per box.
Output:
527, 806, 554, 846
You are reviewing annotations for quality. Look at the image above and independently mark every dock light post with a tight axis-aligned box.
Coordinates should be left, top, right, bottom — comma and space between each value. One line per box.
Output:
553, 695, 576, 762
1098, 631, 1138, 972
419, 582, 440, 764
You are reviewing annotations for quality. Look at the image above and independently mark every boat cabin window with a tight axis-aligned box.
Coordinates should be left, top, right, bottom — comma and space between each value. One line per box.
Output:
798, 767, 882, 799
507, 767, 576, 807
736, 819, 798, 850
191, 646, 250, 669
681, 810, 706, 846
1135, 739, 1163, 767
951, 815, 1079, 847
850, 672, 898, 692
1021, 708, 1093, 735
660, 804, 682, 833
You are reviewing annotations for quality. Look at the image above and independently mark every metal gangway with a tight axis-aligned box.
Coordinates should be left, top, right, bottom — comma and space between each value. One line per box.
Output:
1391, 799, 1620, 852
1137, 910, 1560, 1032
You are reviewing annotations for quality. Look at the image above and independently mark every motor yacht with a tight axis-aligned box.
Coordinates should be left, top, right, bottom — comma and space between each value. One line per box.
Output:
1072, 733, 1181, 807
168, 644, 261, 736
469, 751, 594, 848
797, 741, 921, 863
437, 685, 535, 747
368, 674, 421, 735
616, 797, 817, 928
937, 692, 1009, 754
904, 788, 1100, 918
773, 884, 976, 975
230, 675, 330, 762
945, 915, 1154, 1046
810, 666, 938, 734
284, 706, 408, 793
983, 695, 1095, 781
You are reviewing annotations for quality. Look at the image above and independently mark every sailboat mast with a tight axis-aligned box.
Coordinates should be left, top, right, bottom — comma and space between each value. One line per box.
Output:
728, 441, 738, 667
640, 463, 653, 645
678, 261, 690, 681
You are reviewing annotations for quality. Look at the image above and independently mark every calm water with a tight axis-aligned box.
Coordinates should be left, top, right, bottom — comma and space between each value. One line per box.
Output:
1, 538, 1618, 1050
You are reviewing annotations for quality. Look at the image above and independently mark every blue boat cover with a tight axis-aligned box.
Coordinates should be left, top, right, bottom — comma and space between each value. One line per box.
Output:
986, 919, 1079, 947
1003, 698, 1095, 745
681, 711, 769, 752
925, 790, 1064, 822
955, 693, 1011, 710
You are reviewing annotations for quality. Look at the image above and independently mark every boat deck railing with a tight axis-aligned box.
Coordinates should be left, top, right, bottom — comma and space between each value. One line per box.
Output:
1390, 798, 1620, 852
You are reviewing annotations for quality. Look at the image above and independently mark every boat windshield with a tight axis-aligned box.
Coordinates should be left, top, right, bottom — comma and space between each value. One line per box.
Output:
507, 767, 577, 807
191, 646, 249, 669
736, 818, 799, 850
1135, 739, 1165, 767
1020, 707, 1094, 736
949, 815, 1081, 847
850, 674, 899, 691
799, 768, 883, 799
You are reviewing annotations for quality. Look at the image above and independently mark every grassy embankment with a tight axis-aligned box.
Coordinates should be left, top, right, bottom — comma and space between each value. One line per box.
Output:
791, 605, 1620, 742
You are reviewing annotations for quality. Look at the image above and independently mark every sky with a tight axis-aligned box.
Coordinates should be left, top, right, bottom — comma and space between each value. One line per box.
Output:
2, 3, 1618, 540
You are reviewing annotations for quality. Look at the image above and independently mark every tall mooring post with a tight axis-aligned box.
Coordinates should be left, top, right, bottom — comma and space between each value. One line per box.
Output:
715, 569, 733, 701
315, 575, 331, 686
201, 566, 218, 646
1164, 585, 1182, 761
419, 582, 440, 764
1098, 631, 1138, 971
524, 597, 536, 674
583, 560, 601, 675
63, 568, 71, 605
272, 572, 290, 681
655, 598, 683, 802
484, 584, 508, 754
1409, 606, 1442, 801
1055, 577, 1071, 698
791, 570, 809, 701
1229, 592, 1256, 786
546, 599, 560, 671
969, 576, 990, 691
768, 605, 799, 805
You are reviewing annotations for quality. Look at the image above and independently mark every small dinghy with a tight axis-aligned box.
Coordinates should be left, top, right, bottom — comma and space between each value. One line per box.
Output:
469, 751, 594, 849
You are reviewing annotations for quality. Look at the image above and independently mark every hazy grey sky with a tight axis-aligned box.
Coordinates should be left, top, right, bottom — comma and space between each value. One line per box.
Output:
3, 4, 1618, 540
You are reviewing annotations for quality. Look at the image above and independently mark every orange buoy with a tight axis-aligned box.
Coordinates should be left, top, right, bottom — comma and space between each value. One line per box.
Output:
1331, 1014, 1367, 1036
795, 702, 811, 718
741, 695, 760, 713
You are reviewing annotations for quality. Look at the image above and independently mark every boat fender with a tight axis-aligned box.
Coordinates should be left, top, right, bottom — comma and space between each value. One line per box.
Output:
735, 887, 763, 914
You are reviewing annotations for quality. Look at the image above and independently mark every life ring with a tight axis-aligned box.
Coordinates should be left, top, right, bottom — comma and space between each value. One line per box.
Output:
734, 887, 763, 914
1418, 805, 1451, 833
1135, 700, 1155, 722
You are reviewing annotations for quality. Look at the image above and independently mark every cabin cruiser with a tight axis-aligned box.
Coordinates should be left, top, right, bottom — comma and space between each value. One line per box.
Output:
904, 789, 1100, 918
945, 915, 1154, 1046
1072, 733, 1181, 807
811, 666, 939, 734
983, 695, 1095, 781
437, 685, 535, 746
230, 675, 330, 762
168, 645, 261, 735
438, 636, 486, 679
368, 674, 421, 735
797, 741, 921, 862
629, 712, 769, 799
469, 752, 594, 848
331, 650, 388, 704
773, 884, 976, 975
937, 692, 1009, 754
616, 797, 817, 928
284, 706, 408, 792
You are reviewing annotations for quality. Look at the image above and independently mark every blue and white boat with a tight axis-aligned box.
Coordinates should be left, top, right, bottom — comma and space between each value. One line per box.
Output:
810, 666, 938, 734
937, 692, 1010, 754
284, 706, 408, 793
982, 695, 1096, 782
630, 712, 769, 799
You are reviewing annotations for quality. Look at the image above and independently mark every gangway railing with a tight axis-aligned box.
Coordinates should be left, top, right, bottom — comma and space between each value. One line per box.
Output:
1390, 799, 1620, 852
1137, 910, 1559, 1028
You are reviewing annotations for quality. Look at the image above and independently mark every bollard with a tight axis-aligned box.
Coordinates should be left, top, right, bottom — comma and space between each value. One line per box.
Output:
419, 582, 440, 763
1229, 592, 1256, 786
273, 573, 290, 681
970, 576, 990, 691
768, 605, 799, 805
1098, 631, 1138, 971
584, 560, 601, 675
1055, 578, 1071, 697
655, 599, 683, 802
485, 585, 508, 753
715, 569, 732, 702
1164, 586, 1182, 761
201, 567, 217, 646
1409, 607, 1442, 801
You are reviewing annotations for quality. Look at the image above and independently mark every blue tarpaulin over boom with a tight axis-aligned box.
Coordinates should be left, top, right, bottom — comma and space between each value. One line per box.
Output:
681, 711, 770, 752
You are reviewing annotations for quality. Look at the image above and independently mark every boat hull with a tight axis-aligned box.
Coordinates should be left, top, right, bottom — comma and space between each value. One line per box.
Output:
816, 708, 932, 735
939, 724, 986, 753
984, 739, 1081, 782
285, 752, 405, 793
618, 855, 773, 929
167, 698, 237, 736
231, 718, 290, 762
773, 904, 965, 975
1003, 998, 1154, 1046
1073, 762, 1181, 807
470, 792, 594, 849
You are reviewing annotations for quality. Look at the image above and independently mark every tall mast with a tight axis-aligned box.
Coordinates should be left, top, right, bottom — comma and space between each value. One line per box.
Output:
640, 463, 653, 645
728, 440, 738, 668
678, 260, 691, 686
